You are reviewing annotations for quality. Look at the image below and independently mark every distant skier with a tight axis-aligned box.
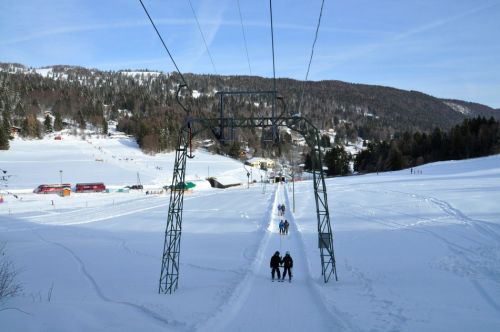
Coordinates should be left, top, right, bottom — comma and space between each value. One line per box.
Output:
284, 220, 289, 235
279, 220, 285, 234
277, 204, 282, 216
282, 251, 293, 282
270, 251, 282, 281
281, 204, 286, 216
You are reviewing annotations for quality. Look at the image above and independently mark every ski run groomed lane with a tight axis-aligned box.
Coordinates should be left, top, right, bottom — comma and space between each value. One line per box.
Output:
198, 183, 340, 332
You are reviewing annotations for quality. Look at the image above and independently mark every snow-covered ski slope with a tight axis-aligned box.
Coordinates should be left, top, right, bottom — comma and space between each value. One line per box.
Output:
1, 137, 500, 331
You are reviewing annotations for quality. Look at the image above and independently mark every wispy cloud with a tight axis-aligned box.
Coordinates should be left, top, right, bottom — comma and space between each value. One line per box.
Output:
0, 20, 176, 46
310, 2, 500, 77
0, 15, 387, 48
393, 2, 499, 41
181, 0, 228, 74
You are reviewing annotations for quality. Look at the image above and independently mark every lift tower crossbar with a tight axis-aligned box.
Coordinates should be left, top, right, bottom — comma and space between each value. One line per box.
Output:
159, 100, 337, 294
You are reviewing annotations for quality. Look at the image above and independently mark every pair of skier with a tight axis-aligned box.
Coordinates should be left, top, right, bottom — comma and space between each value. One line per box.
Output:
277, 203, 286, 216
279, 220, 289, 235
270, 250, 293, 282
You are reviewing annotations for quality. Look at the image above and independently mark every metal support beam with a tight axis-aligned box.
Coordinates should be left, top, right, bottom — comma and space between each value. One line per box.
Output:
159, 132, 188, 294
283, 116, 338, 283
159, 114, 338, 293
215, 91, 278, 144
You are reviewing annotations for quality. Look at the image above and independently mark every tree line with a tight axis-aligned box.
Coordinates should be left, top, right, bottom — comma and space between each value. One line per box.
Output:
303, 135, 351, 177
354, 117, 500, 173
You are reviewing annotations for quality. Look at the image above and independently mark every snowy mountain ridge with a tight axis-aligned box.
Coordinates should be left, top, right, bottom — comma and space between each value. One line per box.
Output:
2, 62, 499, 124
0, 62, 173, 89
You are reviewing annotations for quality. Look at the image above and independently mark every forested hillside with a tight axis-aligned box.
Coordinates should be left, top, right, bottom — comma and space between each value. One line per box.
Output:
1, 62, 499, 154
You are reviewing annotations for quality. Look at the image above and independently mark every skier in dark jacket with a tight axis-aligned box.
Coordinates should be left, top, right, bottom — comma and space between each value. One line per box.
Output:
270, 251, 282, 280
282, 251, 293, 281
284, 220, 289, 235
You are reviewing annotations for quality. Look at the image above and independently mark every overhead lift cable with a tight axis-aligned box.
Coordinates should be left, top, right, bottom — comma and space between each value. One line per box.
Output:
298, 0, 325, 115
138, 0, 194, 154
269, 0, 278, 142
138, 0, 225, 158
236, 0, 252, 75
269, 0, 277, 94
138, 0, 189, 88
187, 0, 218, 75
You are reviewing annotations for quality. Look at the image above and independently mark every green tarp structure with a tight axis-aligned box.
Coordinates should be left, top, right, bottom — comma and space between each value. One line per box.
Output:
171, 182, 196, 190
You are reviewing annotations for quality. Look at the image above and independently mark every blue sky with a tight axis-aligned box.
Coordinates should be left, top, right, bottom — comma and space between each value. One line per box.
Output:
1, 0, 499, 108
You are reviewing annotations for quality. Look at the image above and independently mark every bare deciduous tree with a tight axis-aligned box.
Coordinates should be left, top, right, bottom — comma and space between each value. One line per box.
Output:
0, 242, 22, 300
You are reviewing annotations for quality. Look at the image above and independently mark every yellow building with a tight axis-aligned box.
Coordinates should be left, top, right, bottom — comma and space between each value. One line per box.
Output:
248, 158, 275, 169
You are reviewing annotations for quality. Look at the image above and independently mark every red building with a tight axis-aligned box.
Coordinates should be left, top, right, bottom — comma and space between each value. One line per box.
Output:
34, 184, 71, 194
75, 183, 106, 193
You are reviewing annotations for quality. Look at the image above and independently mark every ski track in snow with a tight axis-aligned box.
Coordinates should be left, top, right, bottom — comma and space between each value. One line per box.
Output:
194, 186, 277, 331
471, 280, 500, 313
33, 231, 188, 331
283, 186, 357, 331
293, 188, 405, 331
338, 186, 500, 315
6, 190, 235, 331
196, 184, 342, 332
17, 191, 221, 226
21, 196, 167, 225
10, 181, 499, 326
384, 189, 500, 242
342, 261, 408, 331
381, 190, 500, 287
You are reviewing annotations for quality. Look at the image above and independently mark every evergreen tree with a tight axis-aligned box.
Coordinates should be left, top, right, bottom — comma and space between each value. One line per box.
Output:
228, 141, 241, 159
14, 103, 25, 118
450, 126, 465, 159
54, 112, 63, 131
44, 114, 53, 133
324, 145, 351, 176
21, 115, 42, 138
0, 118, 9, 150
110, 105, 119, 120
21, 117, 29, 137
303, 151, 325, 171
2, 109, 12, 136
102, 118, 108, 135
430, 128, 443, 161
303, 152, 312, 171
136, 121, 148, 147
386, 142, 404, 170
76, 111, 86, 130
320, 134, 331, 148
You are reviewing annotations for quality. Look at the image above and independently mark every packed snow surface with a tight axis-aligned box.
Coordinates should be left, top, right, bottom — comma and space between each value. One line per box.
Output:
1, 136, 500, 331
